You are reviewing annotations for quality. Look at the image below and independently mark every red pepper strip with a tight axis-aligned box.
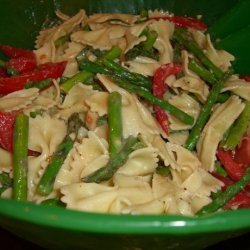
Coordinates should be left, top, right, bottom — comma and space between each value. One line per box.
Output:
149, 16, 207, 31
5, 57, 37, 74
0, 61, 67, 95
0, 44, 35, 59
225, 191, 250, 209
0, 111, 17, 151
153, 63, 183, 135
234, 136, 250, 165
240, 75, 250, 82
0, 68, 9, 77
216, 149, 247, 182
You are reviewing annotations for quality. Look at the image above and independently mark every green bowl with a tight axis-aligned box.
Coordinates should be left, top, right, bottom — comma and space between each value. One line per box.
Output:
0, 1, 250, 249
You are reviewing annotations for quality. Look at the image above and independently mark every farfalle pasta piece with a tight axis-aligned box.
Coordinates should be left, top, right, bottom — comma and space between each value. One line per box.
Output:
72, 131, 109, 178
57, 83, 96, 119
152, 173, 211, 215
117, 186, 154, 207
55, 129, 106, 191
123, 21, 152, 53
123, 56, 161, 76
35, 10, 86, 63
222, 76, 250, 101
168, 93, 200, 130
24, 80, 61, 113
71, 25, 127, 50
55, 10, 70, 21
61, 182, 118, 212
117, 147, 159, 176
197, 95, 245, 172
56, 84, 88, 119
167, 131, 189, 146
85, 92, 109, 116
36, 9, 86, 48
181, 168, 223, 197
0, 88, 39, 112
148, 9, 172, 18
0, 148, 12, 174
140, 134, 171, 167
191, 29, 234, 72
149, 20, 174, 64
166, 142, 201, 171
61, 42, 84, 77
170, 76, 209, 103
113, 173, 151, 188
121, 199, 164, 215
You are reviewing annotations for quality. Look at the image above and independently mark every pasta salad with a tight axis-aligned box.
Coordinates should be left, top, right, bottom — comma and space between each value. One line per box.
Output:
0, 9, 250, 216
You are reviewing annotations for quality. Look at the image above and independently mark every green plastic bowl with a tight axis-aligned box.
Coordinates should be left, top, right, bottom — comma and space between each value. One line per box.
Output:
0, 1, 250, 249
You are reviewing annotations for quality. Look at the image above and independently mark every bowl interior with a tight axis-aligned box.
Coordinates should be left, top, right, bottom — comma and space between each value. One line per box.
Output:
0, 0, 250, 249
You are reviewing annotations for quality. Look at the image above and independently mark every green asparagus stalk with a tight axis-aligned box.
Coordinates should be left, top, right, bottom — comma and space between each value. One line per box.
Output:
60, 46, 122, 93
0, 172, 13, 195
173, 28, 224, 79
216, 92, 231, 103
102, 59, 152, 89
113, 76, 194, 125
13, 114, 29, 201
156, 166, 171, 177
196, 166, 250, 216
0, 59, 19, 76
54, 34, 70, 48
188, 59, 217, 84
36, 114, 83, 196
223, 101, 250, 150
125, 30, 159, 61
108, 92, 123, 157
185, 71, 232, 151
83, 136, 143, 183
25, 78, 52, 89
40, 198, 65, 207
143, 30, 158, 51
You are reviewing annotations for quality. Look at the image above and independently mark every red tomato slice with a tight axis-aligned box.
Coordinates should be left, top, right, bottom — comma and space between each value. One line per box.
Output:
0, 111, 18, 151
234, 136, 250, 165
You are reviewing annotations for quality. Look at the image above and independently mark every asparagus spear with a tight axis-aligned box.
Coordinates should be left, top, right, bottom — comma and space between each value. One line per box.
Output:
13, 114, 29, 201
188, 59, 217, 84
80, 60, 151, 90
0, 59, 19, 76
125, 30, 159, 61
196, 166, 250, 216
54, 34, 70, 48
60, 46, 122, 93
102, 59, 152, 90
40, 198, 65, 207
185, 70, 232, 151
108, 92, 123, 157
83, 136, 143, 183
223, 101, 250, 150
0, 172, 13, 195
36, 113, 83, 196
173, 28, 224, 79
25, 78, 52, 89
112, 76, 194, 125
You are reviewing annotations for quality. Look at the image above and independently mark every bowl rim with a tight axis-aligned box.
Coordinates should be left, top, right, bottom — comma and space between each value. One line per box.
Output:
0, 198, 250, 234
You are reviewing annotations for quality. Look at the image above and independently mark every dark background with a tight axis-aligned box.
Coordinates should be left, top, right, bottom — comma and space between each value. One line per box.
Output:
1, 227, 249, 250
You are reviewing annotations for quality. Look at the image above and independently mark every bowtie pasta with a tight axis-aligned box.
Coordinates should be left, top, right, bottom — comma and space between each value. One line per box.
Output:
0, 9, 250, 216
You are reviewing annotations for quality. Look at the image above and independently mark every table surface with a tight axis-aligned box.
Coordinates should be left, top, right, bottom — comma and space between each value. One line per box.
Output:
1, 227, 249, 250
